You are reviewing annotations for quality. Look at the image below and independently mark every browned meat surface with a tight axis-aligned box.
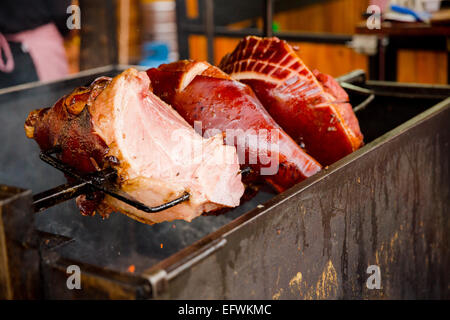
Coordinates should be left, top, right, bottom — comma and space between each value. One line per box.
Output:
25, 68, 245, 224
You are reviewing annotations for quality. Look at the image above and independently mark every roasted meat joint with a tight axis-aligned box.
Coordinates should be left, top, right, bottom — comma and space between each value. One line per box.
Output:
220, 36, 364, 166
147, 60, 321, 192
24, 37, 364, 225
25, 68, 245, 224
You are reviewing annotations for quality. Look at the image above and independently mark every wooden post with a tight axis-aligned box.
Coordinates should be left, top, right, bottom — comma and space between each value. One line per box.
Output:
0, 186, 40, 299
79, 0, 118, 70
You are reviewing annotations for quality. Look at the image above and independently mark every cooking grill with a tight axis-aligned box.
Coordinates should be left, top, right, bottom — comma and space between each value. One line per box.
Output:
0, 66, 448, 299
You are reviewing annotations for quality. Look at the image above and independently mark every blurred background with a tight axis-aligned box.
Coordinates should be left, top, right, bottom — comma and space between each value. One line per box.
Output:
1, 0, 449, 88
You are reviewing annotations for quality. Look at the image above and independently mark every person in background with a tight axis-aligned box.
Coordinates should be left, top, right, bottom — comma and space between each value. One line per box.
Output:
0, 0, 71, 88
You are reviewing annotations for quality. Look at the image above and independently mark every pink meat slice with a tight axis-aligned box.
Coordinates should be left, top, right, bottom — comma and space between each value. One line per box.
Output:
91, 69, 244, 223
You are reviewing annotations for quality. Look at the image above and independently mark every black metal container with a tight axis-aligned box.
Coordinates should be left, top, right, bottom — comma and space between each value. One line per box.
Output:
0, 67, 448, 299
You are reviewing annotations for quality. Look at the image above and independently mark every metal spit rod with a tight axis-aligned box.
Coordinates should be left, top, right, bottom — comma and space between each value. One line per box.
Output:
32, 148, 190, 213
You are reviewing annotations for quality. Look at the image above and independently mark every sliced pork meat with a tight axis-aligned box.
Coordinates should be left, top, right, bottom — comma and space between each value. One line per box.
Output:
24, 68, 244, 224
147, 60, 321, 193
219, 36, 364, 166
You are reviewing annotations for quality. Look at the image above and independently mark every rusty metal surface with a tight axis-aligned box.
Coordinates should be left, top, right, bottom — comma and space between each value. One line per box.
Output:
0, 65, 274, 298
149, 97, 450, 299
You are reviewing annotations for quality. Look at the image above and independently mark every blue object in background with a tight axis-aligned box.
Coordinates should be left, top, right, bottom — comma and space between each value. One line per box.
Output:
138, 41, 171, 68
390, 4, 431, 22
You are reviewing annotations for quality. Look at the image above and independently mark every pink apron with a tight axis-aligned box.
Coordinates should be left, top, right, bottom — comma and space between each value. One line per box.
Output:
0, 23, 69, 82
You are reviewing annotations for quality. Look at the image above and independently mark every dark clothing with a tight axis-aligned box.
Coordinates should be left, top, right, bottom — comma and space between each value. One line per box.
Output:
0, 42, 38, 88
0, 0, 70, 88
0, 0, 71, 36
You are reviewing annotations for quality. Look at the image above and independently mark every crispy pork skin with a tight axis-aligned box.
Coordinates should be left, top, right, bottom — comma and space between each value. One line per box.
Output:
219, 36, 364, 166
25, 68, 244, 224
147, 61, 321, 193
